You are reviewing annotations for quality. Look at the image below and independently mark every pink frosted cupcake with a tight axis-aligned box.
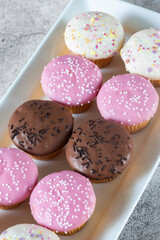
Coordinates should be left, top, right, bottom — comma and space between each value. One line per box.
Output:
30, 170, 96, 235
0, 148, 38, 209
41, 55, 102, 113
97, 74, 159, 133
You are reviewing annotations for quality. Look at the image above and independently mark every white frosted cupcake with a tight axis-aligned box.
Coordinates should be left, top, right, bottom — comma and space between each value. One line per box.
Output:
120, 28, 160, 87
64, 11, 125, 68
0, 224, 60, 240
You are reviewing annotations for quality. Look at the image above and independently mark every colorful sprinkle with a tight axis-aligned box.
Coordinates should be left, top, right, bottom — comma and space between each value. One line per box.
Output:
147, 67, 152, 73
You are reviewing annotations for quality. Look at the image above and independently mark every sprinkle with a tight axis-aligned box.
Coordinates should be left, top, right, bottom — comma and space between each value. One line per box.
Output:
147, 67, 152, 73
91, 50, 96, 55
85, 38, 91, 44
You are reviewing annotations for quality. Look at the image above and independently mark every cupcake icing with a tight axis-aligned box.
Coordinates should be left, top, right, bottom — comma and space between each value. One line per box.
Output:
97, 74, 159, 126
120, 28, 160, 80
30, 170, 96, 233
41, 55, 102, 106
0, 148, 38, 206
0, 224, 60, 240
64, 11, 124, 59
8, 100, 73, 156
66, 118, 133, 181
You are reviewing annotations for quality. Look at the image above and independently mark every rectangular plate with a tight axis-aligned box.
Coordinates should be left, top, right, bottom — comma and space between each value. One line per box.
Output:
0, 0, 160, 239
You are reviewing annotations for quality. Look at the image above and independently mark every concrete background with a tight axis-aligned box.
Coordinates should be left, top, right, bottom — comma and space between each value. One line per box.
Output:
0, 0, 160, 239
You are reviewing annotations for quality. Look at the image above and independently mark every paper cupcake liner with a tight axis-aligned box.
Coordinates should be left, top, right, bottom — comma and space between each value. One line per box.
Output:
30, 148, 63, 160
0, 201, 23, 210
71, 52, 112, 68
124, 120, 149, 134
57, 222, 86, 235
150, 79, 160, 87
67, 101, 93, 114
88, 56, 113, 68
89, 176, 115, 183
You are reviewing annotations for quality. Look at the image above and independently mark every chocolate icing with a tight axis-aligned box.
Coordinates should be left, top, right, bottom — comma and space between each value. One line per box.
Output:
8, 100, 74, 156
66, 118, 133, 180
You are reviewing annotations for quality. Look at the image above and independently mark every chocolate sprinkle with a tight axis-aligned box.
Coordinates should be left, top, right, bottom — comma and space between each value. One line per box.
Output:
100, 165, 106, 171
66, 125, 69, 130
97, 160, 103, 165
58, 118, 64, 122
38, 129, 47, 135
18, 117, 24, 122
77, 128, 83, 135
82, 162, 90, 168
19, 141, 24, 148
91, 169, 97, 174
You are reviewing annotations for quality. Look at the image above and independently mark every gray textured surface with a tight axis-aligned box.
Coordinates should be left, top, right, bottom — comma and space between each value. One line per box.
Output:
0, 0, 160, 239
124, 0, 160, 12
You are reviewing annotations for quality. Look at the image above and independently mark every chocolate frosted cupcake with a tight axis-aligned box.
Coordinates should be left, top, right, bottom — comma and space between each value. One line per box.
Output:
66, 118, 133, 182
8, 100, 74, 160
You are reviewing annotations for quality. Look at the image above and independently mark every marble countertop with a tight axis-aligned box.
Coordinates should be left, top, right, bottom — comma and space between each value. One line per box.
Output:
0, 0, 160, 239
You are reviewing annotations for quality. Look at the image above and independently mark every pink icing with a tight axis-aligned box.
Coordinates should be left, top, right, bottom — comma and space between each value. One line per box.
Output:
41, 55, 102, 106
97, 74, 159, 126
0, 148, 38, 206
30, 170, 96, 233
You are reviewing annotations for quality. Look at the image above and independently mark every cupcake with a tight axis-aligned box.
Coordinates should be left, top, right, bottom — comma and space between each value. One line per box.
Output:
64, 11, 125, 68
0, 224, 60, 240
97, 74, 159, 133
41, 55, 102, 113
30, 170, 96, 235
8, 100, 73, 160
66, 118, 133, 183
0, 148, 38, 210
120, 28, 160, 87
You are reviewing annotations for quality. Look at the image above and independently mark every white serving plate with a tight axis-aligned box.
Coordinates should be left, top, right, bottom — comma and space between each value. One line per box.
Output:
0, 0, 160, 239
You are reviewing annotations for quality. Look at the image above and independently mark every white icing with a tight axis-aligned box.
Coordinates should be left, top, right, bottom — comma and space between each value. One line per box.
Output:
0, 224, 60, 240
120, 28, 160, 80
65, 11, 124, 59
